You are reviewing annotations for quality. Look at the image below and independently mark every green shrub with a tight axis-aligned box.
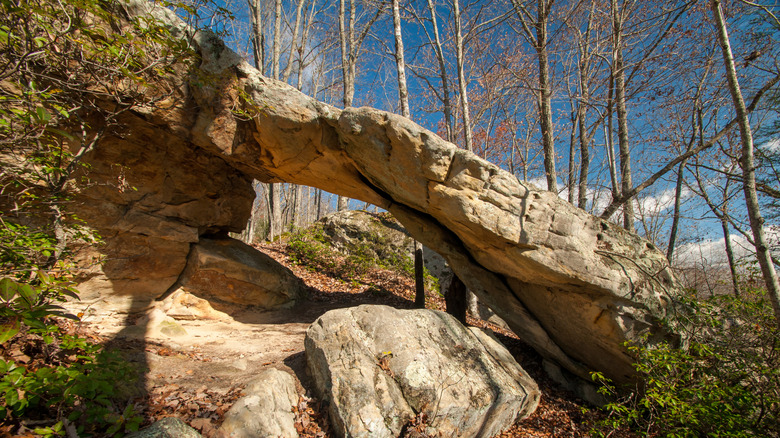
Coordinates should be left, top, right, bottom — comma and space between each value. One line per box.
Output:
286, 224, 440, 292
0, 337, 142, 437
0, 0, 211, 434
592, 290, 780, 437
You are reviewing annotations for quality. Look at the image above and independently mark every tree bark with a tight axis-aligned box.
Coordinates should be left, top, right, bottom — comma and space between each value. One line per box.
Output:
510, 0, 557, 192
576, 4, 593, 210
567, 110, 577, 204
249, 0, 265, 74
712, 0, 780, 322
611, 0, 634, 231
280, 0, 307, 83
453, 0, 473, 152
427, 0, 454, 142
271, 0, 282, 80
536, 0, 557, 192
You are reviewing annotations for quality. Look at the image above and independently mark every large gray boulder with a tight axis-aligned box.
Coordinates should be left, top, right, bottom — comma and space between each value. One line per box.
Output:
305, 305, 540, 438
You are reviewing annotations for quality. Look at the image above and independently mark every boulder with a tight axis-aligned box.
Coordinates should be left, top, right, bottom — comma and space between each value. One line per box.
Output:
317, 210, 449, 290
58, 0, 682, 393
217, 368, 299, 438
126, 417, 202, 438
320, 210, 412, 256
305, 305, 540, 438
174, 237, 305, 309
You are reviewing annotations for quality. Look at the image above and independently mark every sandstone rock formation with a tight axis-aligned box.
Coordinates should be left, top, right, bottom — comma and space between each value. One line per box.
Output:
171, 237, 305, 310
217, 368, 300, 438
305, 305, 540, 438
68, 0, 680, 391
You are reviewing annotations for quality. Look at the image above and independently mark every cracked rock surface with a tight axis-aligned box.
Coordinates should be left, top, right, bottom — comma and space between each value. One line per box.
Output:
304, 305, 540, 438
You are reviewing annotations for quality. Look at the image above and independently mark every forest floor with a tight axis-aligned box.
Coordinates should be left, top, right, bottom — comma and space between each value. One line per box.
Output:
16, 240, 636, 437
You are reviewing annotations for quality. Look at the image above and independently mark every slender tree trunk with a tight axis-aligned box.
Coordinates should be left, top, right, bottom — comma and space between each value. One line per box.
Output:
270, 0, 284, 235
453, 0, 473, 152
392, 0, 409, 118
666, 159, 686, 261
568, 110, 577, 204
282, 0, 307, 83
272, 0, 282, 79
427, 0, 453, 142
249, 0, 265, 74
720, 209, 741, 297
337, 0, 352, 211
611, 0, 634, 231
392, 0, 425, 308
536, 0, 557, 192
576, 8, 593, 210
712, 0, 780, 322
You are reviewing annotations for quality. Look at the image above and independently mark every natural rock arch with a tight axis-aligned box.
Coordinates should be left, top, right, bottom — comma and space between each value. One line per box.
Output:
74, 0, 679, 394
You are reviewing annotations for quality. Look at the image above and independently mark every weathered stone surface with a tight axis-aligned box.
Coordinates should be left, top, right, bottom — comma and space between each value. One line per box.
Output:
66, 0, 682, 392
175, 237, 305, 309
320, 210, 413, 257
69, 107, 255, 314
126, 417, 202, 438
217, 368, 299, 438
318, 210, 450, 288
305, 305, 540, 438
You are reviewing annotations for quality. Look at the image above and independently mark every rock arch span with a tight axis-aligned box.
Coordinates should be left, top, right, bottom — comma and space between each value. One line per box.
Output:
74, 0, 679, 394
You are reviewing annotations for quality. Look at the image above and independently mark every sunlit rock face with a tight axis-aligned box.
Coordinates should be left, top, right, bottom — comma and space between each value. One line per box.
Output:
68, 0, 680, 392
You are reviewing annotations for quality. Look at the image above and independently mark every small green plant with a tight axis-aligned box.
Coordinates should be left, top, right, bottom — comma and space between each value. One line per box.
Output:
591, 290, 780, 437
286, 223, 440, 292
0, 339, 142, 436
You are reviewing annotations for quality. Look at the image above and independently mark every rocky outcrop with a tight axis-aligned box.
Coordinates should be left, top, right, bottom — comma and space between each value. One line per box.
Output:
217, 368, 300, 438
320, 211, 413, 259
305, 305, 540, 438
65, 0, 681, 390
172, 237, 305, 310
318, 210, 450, 289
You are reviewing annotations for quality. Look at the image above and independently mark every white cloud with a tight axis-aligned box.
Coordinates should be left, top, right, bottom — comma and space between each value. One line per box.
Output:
674, 225, 779, 269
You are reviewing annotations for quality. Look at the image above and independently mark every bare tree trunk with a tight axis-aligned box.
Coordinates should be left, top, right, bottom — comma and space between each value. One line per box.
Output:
336, 0, 381, 210
568, 110, 578, 204
611, 0, 634, 231
712, 0, 780, 321
511, 0, 557, 192
453, 0, 473, 152
271, 0, 282, 79
392, 0, 409, 118
720, 206, 741, 296
392, 0, 425, 308
576, 5, 593, 210
249, 0, 265, 74
536, 0, 557, 192
427, 0, 454, 142
337, 0, 352, 211
282, 0, 307, 83
666, 159, 686, 261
